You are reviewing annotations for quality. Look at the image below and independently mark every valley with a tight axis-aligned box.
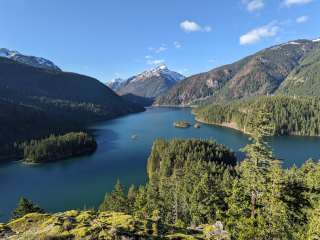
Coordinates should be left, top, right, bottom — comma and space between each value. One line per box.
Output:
1, 38, 320, 239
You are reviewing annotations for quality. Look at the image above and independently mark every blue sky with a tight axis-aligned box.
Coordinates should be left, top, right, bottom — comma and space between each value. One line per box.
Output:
0, 0, 319, 81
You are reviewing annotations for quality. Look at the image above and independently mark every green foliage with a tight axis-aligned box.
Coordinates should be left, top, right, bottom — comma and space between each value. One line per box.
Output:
2, 210, 207, 239
104, 139, 237, 227
101, 135, 320, 239
0, 56, 144, 162
278, 45, 320, 96
307, 202, 320, 239
99, 180, 129, 213
195, 95, 320, 136
11, 198, 44, 219
156, 39, 319, 106
23, 132, 97, 163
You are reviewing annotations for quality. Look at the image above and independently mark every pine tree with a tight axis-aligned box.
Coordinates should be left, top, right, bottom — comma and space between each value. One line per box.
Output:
127, 185, 137, 214
227, 109, 291, 238
12, 197, 44, 219
133, 186, 148, 219
99, 180, 128, 213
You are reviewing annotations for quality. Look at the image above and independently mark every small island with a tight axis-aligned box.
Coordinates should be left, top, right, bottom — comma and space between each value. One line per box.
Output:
174, 121, 191, 128
23, 132, 97, 164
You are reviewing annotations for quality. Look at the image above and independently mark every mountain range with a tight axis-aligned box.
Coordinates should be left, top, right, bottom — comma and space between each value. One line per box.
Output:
107, 64, 185, 103
1, 37, 320, 151
155, 39, 320, 106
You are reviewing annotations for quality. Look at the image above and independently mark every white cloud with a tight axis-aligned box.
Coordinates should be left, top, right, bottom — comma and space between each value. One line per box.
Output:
147, 59, 165, 65
243, 0, 265, 12
180, 20, 212, 33
174, 41, 182, 49
283, 0, 313, 7
296, 15, 309, 23
240, 22, 280, 45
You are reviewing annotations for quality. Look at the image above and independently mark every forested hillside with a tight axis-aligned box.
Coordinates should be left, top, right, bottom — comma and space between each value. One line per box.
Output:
99, 112, 320, 239
277, 44, 320, 96
0, 56, 143, 160
155, 39, 320, 106
194, 96, 320, 136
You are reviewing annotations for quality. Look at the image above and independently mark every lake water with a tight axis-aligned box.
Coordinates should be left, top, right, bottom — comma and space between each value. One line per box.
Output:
1, 107, 320, 222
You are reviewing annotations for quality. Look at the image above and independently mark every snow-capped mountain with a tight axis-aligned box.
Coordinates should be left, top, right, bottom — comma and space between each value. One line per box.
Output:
129, 64, 185, 83
107, 64, 185, 99
0, 48, 61, 71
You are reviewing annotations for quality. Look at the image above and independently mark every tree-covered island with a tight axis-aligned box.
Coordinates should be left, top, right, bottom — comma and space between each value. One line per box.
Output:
23, 132, 97, 164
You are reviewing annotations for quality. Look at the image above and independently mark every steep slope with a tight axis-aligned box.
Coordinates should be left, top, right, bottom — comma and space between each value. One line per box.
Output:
0, 56, 143, 150
121, 93, 154, 107
155, 58, 251, 105
0, 48, 61, 71
0, 57, 142, 115
277, 42, 320, 96
194, 95, 320, 136
108, 64, 185, 99
156, 39, 319, 106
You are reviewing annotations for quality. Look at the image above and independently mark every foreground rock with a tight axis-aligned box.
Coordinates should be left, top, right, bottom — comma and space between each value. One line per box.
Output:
0, 211, 230, 239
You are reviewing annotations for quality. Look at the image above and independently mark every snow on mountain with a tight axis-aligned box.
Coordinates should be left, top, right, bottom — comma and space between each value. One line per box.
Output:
107, 64, 185, 99
130, 64, 185, 83
313, 38, 320, 43
0, 48, 61, 71
107, 64, 185, 92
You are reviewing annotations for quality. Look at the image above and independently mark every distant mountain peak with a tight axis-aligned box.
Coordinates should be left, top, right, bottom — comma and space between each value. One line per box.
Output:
107, 65, 185, 99
0, 48, 61, 71
134, 64, 185, 83
312, 38, 320, 43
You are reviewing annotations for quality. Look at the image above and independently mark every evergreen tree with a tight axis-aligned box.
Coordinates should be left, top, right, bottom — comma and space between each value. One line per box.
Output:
12, 197, 44, 219
127, 185, 137, 214
100, 180, 128, 213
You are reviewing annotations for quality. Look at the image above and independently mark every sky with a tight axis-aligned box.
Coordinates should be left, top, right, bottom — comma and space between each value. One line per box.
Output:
0, 0, 319, 82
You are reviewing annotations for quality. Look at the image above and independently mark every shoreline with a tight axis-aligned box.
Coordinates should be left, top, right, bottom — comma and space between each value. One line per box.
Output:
152, 104, 197, 108
194, 116, 320, 137
194, 117, 251, 136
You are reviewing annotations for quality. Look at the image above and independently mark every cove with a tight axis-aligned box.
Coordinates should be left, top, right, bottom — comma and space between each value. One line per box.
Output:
1, 107, 320, 222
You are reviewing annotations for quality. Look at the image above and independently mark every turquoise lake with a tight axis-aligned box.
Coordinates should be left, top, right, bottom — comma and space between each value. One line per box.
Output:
1, 107, 320, 221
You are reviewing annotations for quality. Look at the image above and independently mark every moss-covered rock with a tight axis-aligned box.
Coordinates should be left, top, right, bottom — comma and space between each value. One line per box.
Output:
0, 210, 217, 239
